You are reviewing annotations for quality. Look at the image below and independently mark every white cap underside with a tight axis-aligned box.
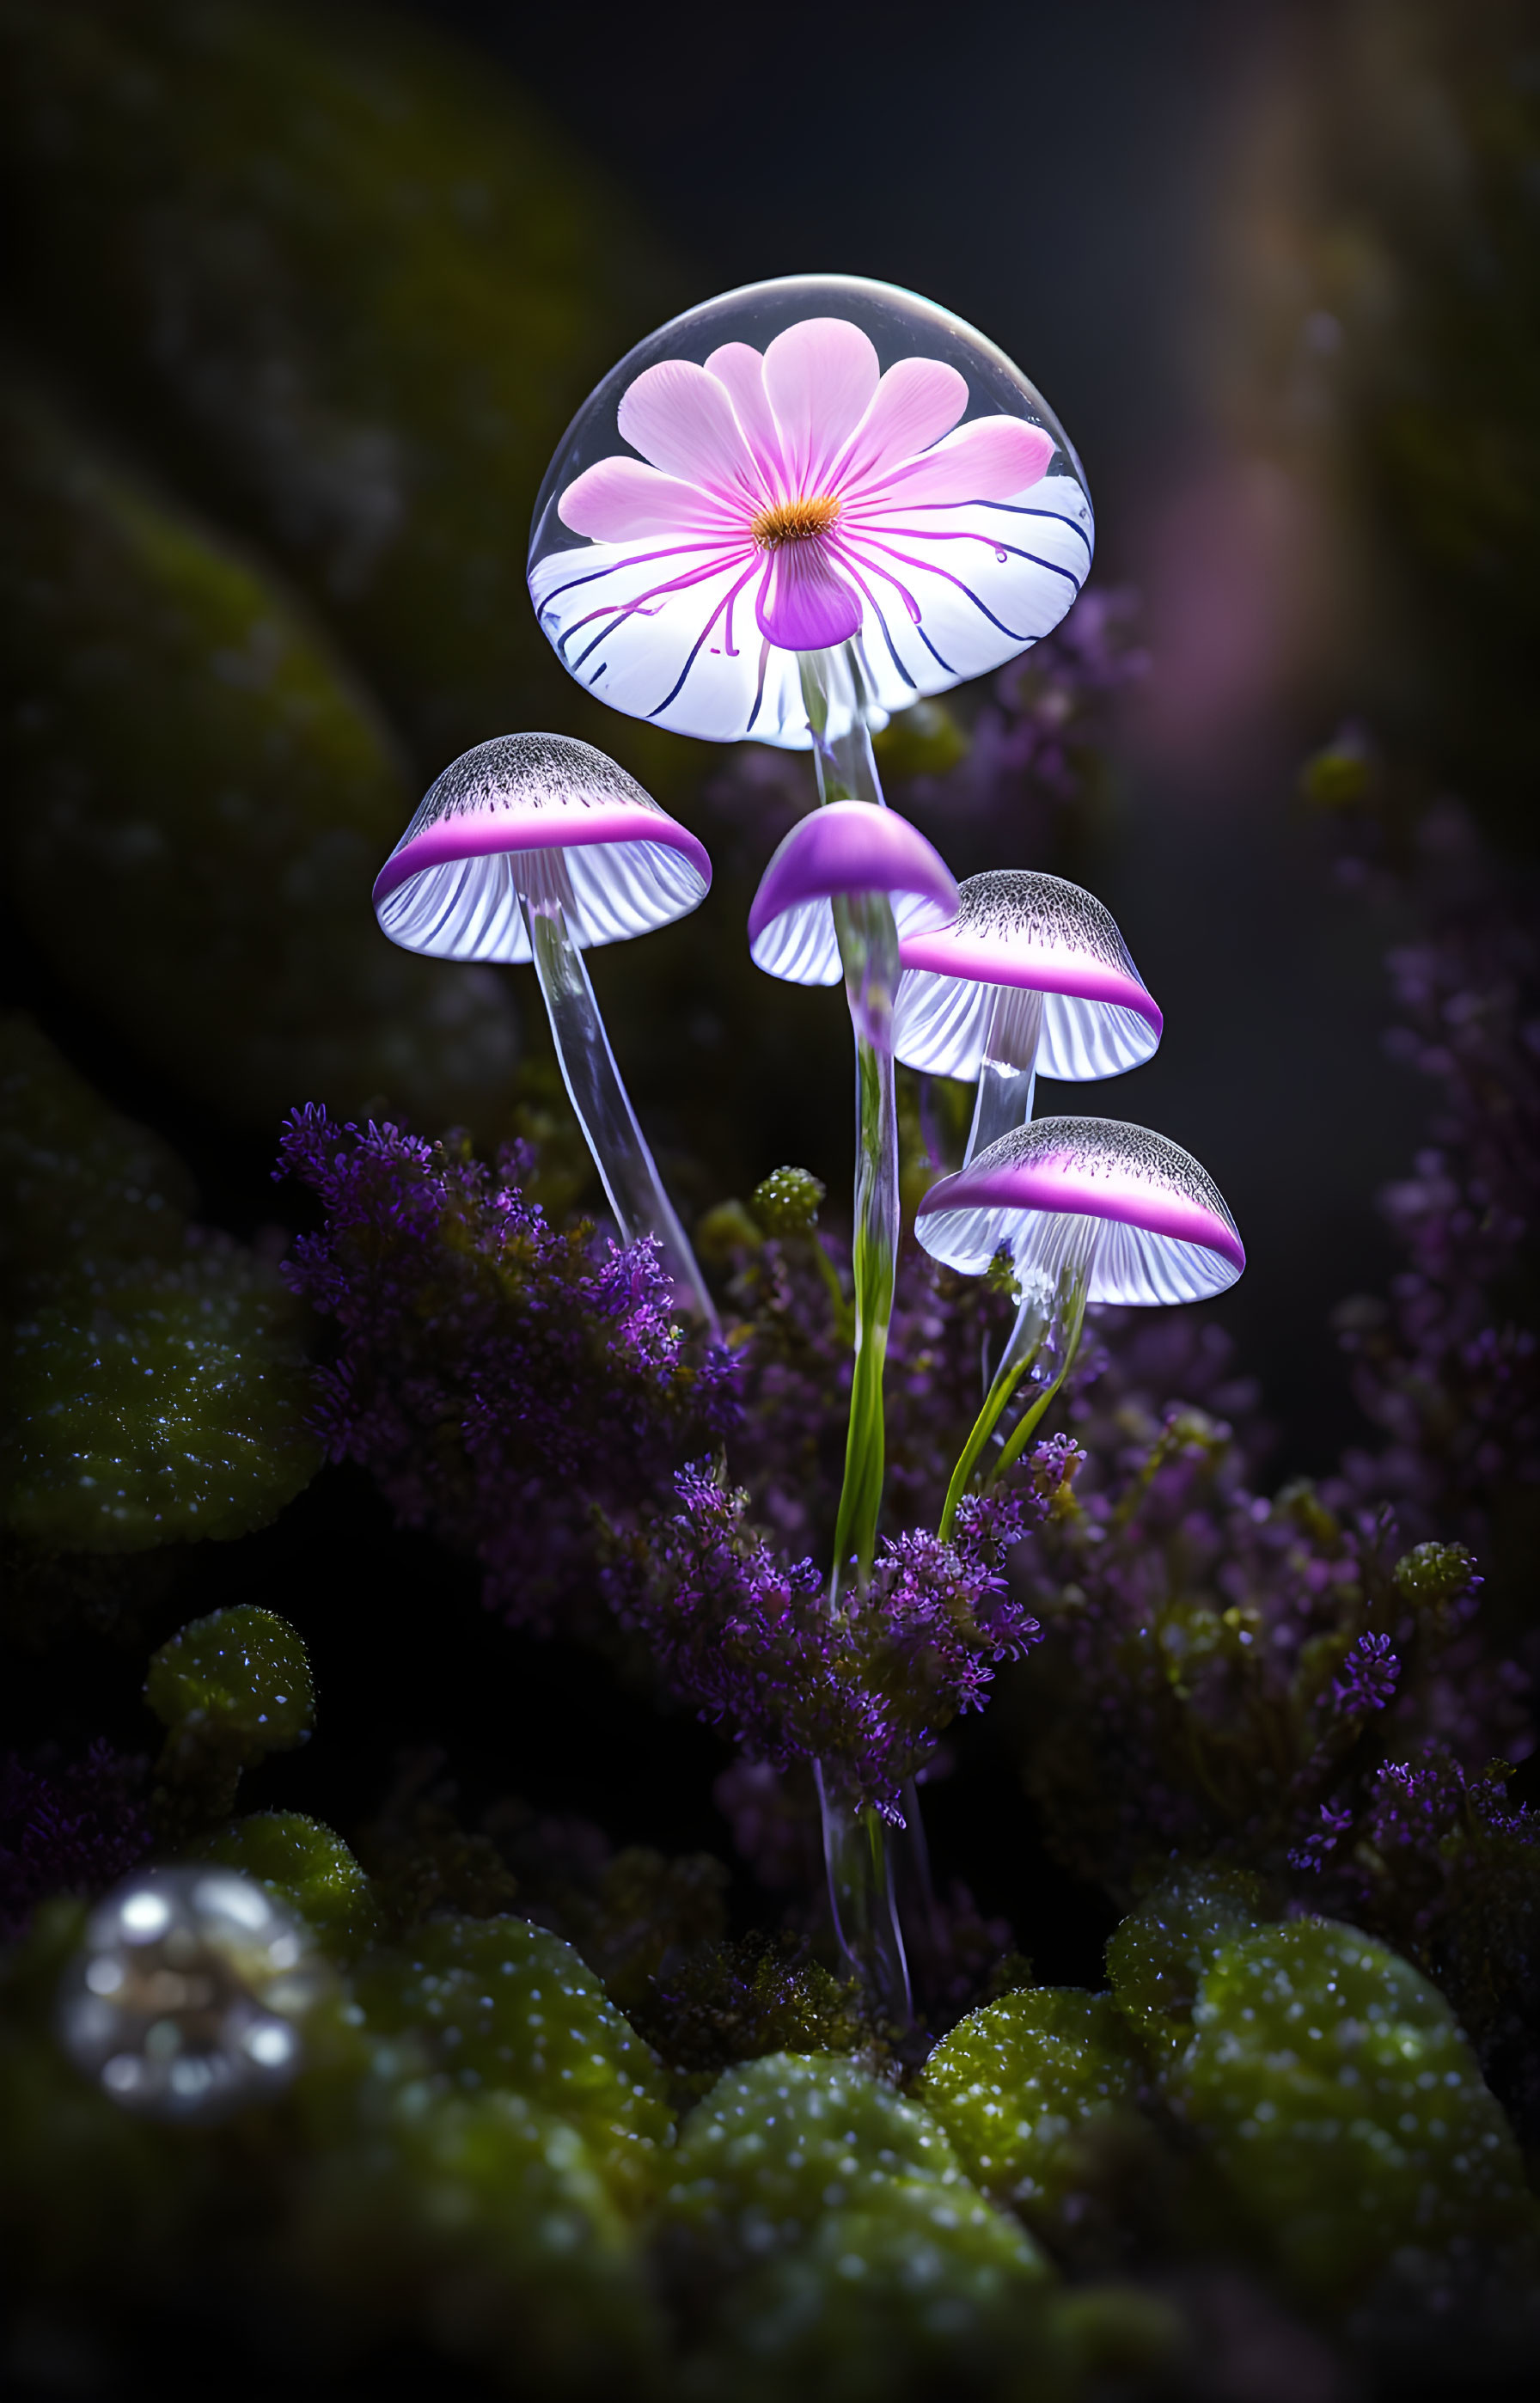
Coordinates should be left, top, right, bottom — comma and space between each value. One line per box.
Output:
376, 837, 706, 961
751, 890, 955, 986
894, 966, 1159, 1080
919, 1200, 1240, 1305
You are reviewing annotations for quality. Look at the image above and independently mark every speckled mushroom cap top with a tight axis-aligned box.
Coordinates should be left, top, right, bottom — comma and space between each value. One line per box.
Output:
373, 733, 711, 963
916, 1116, 1244, 1305
895, 870, 1161, 1081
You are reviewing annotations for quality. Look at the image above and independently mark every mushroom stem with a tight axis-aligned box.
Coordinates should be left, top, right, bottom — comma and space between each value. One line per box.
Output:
815, 1762, 912, 2029
800, 641, 886, 810
802, 646, 913, 2029
939, 1215, 1098, 1540
517, 854, 719, 1336
964, 985, 1046, 1164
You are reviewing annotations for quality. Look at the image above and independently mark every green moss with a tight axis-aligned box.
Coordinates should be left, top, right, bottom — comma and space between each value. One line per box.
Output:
146, 1605, 313, 1751
917, 1988, 1146, 2237
0, 372, 523, 1137
350, 1915, 671, 2208
197, 1812, 377, 1956
2, 1243, 320, 1553
0, 1013, 194, 1305
663, 2053, 1057, 2401
0, 0, 698, 793
289, 2080, 662, 2391
1104, 1867, 1268, 2061
1172, 1916, 1540, 2312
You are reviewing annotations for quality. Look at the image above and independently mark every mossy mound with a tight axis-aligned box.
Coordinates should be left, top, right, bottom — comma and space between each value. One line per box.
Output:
0, 1013, 194, 1305
917, 1987, 1148, 2245
0, 373, 524, 1138
0, 0, 695, 793
661, 2052, 1057, 2401
198, 1811, 378, 1957
2, 1240, 320, 1552
351, 1915, 672, 2209
1171, 1915, 1540, 2312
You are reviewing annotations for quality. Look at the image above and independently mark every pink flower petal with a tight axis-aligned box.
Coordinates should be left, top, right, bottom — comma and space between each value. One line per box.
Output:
755, 540, 864, 651
559, 455, 743, 541
616, 358, 762, 504
705, 342, 787, 493
859, 417, 1055, 510
831, 356, 969, 495
762, 318, 881, 496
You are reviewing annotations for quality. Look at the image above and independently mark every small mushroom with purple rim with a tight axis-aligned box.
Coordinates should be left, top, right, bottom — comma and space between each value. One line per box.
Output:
748, 799, 959, 990
917, 1116, 1244, 1532
749, 799, 957, 1602
894, 869, 1164, 1160
373, 732, 717, 1330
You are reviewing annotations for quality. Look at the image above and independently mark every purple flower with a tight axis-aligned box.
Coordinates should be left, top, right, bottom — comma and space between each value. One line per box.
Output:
1333, 1632, 1401, 1716
602, 1446, 1061, 1820
275, 1106, 738, 1632
0, 1742, 152, 1941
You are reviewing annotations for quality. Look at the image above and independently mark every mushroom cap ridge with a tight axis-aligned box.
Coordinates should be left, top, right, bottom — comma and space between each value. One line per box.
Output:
373, 733, 710, 963
748, 801, 959, 986
916, 1116, 1244, 1306
895, 868, 1162, 1082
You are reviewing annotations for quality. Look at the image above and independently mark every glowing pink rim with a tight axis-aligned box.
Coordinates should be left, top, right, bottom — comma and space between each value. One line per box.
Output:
916, 1152, 1245, 1275
899, 926, 1163, 1033
372, 803, 711, 910
748, 800, 957, 941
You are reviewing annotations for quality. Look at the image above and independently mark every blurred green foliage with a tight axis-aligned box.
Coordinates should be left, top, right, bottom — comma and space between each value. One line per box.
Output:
0, 371, 525, 1138
0, 1019, 319, 1564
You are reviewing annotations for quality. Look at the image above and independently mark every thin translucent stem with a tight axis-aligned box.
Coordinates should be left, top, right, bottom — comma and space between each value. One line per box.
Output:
964, 984, 1044, 1165
967, 1063, 1037, 1160
815, 1762, 912, 2028
801, 645, 912, 2030
938, 1219, 1098, 1541
519, 857, 718, 1338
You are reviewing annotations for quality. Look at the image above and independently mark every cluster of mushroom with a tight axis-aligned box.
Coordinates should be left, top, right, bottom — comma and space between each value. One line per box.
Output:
371, 273, 1244, 2009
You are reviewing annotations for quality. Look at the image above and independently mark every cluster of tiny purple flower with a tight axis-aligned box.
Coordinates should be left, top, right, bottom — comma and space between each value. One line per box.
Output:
602, 1459, 1066, 1821
0, 1741, 151, 1943
275, 1105, 738, 1635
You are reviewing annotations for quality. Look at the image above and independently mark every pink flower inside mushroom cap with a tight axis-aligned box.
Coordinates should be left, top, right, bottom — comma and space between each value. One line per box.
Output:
529, 314, 1091, 745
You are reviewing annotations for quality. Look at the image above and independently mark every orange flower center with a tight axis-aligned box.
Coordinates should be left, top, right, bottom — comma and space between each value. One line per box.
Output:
749, 494, 842, 549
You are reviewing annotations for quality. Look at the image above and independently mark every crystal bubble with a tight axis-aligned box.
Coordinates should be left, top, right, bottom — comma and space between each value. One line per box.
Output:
56, 1865, 328, 2122
529, 273, 1094, 748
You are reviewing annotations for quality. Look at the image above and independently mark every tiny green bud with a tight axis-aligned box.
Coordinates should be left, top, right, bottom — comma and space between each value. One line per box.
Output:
749, 1166, 827, 1238
1394, 1540, 1478, 1610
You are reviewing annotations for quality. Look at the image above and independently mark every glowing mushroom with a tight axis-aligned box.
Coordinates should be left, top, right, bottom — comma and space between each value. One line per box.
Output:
749, 802, 958, 1609
528, 273, 1093, 749
917, 1116, 1244, 1532
56, 1865, 327, 2122
373, 733, 718, 1332
894, 870, 1163, 1159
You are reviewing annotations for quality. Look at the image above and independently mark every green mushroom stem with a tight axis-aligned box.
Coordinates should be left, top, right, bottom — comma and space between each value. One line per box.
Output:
939, 1219, 1098, 1543
515, 849, 719, 1340
801, 644, 913, 2030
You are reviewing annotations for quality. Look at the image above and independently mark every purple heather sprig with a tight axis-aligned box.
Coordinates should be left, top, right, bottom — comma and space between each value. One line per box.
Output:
275, 1105, 738, 1633
0, 1741, 152, 1941
602, 1448, 1066, 1821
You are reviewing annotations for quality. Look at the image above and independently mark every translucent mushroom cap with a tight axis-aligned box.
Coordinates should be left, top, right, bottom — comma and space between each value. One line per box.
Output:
748, 802, 959, 985
894, 869, 1162, 1081
529, 273, 1093, 747
373, 733, 711, 963
916, 1116, 1244, 1305
56, 1866, 327, 2123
